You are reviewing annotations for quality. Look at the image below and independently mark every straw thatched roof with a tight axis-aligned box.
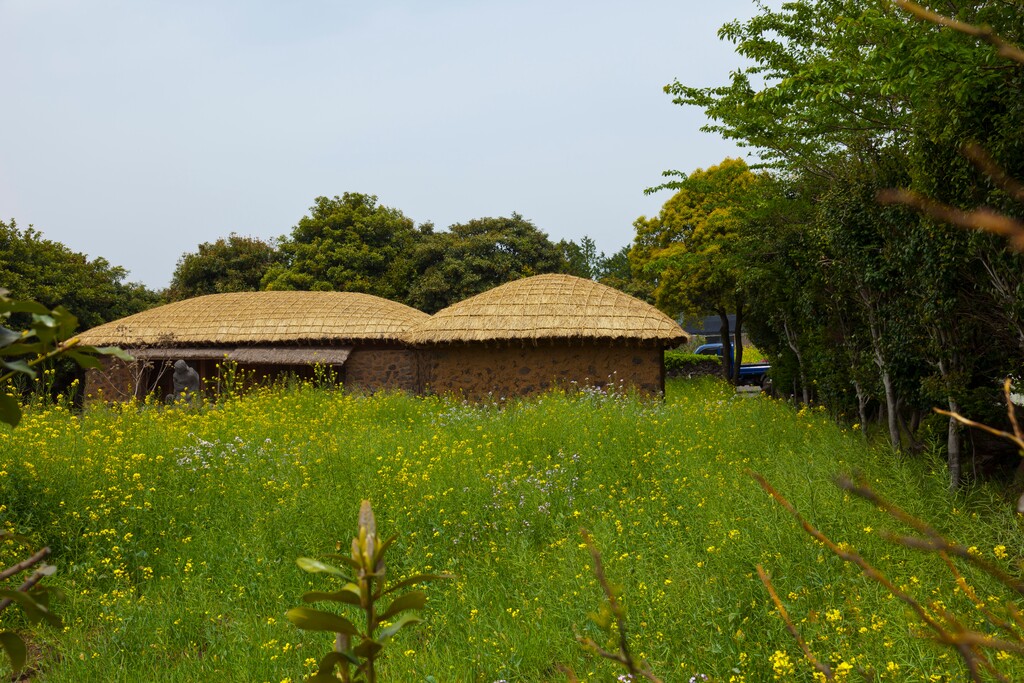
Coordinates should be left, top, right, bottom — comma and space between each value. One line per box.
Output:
77, 292, 429, 347
405, 274, 687, 345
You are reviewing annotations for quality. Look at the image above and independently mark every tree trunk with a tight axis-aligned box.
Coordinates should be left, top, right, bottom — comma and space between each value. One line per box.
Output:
782, 318, 809, 404
947, 400, 962, 492
719, 309, 733, 383
936, 356, 963, 491
879, 366, 901, 451
853, 379, 868, 438
861, 286, 900, 451
732, 304, 745, 385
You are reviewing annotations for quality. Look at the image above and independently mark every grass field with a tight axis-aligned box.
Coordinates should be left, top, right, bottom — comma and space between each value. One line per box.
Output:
1, 379, 1022, 681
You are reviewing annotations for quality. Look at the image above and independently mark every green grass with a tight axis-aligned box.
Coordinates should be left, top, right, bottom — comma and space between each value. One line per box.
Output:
1, 379, 1022, 681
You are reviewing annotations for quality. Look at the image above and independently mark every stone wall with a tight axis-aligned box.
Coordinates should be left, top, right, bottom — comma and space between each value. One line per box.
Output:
85, 344, 663, 401
344, 349, 420, 393
420, 344, 663, 400
85, 347, 421, 401
666, 359, 721, 379
84, 357, 141, 402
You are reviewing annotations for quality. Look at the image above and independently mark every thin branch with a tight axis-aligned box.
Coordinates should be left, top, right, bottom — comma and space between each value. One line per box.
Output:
0, 565, 54, 614
837, 476, 1024, 596
877, 188, 1024, 251
578, 529, 663, 683
939, 552, 1023, 644
963, 143, 1024, 204
895, 0, 1024, 64
756, 565, 834, 680
0, 337, 84, 385
750, 470, 990, 681
933, 407, 1024, 452
0, 547, 50, 582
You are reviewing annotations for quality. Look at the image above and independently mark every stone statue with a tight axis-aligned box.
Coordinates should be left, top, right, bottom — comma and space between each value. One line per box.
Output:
166, 359, 201, 403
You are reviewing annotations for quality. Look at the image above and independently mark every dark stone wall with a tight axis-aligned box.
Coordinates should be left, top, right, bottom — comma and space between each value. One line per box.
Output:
344, 349, 420, 393
85, 344, 664, 402
84, 357, 140, 403
666, 359, 721, 379
84, 347, 421, 401
420, 344, 664, 400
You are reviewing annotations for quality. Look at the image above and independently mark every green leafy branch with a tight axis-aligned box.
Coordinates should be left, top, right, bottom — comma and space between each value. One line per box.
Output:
561, 529, 663, 683
0, 532, 61, 676
751, 470, 1024, 682
0, 288, 132, 427
287, 500, 450, 683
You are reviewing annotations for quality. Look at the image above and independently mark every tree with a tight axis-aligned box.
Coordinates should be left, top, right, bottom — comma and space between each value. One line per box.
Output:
166, 233, 281, 301
557, 236, 604, 280
261, 193, 426, 301
595, 246, 654, 302
631, 159, 762, 382
405, 214, 564, 313
0, 219, 158, 330
662, 0, 1024, 481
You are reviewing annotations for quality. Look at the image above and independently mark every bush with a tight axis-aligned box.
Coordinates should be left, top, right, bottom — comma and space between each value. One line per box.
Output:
664, 350, 720, 377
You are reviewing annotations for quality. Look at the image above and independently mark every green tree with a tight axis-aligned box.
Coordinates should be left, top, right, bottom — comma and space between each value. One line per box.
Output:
0, 219, 158, 330
405, 214, 563, 313
663, 0, 1024, 480
595, 246, 654, 302
166, 233, 281, 302
557, 236, 604, 280
631, 159, 761, 382
261, 193, 426, 301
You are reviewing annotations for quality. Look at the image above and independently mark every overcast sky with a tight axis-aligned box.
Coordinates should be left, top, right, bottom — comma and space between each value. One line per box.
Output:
1, 0, 770, 291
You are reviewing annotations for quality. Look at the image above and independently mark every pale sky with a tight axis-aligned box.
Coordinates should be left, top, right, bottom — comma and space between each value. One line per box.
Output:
1, 1, 769, 290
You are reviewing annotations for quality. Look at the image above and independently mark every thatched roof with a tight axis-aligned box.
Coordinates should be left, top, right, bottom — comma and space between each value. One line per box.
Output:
404, 274, 687, 345
77, 292, 428, 347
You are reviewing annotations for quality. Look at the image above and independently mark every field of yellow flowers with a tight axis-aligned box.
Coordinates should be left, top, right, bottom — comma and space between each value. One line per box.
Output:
1, 378, 1023, 681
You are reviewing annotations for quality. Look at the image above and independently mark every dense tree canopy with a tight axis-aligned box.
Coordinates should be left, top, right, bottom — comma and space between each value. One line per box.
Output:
0, 219, 158, 330
261, 193, 426, 301
164, 196, 616, 314
405, 214, 565, 313
166, 233, 281, 302
652, 0, 1024, 487
631, 159, 764, 380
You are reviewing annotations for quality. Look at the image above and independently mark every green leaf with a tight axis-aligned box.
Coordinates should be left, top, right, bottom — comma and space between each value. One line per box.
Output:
302, 584, 362, 606
0, 393, 22, 428
296, 557, 352, 580
377, 614, 421, 642
383, 573, 452, 595
0, 631, 27, 673
51, 306, 77, 339
376, 533, 398, 559
0, 589, 61, 627
0, 342, 43, 358
379, 590, 425, 622
305, 651, 348, 682
322, 552, 361, 570
306, 674, 343, 683
30, 315, 58, 347
352, 638, 383, 659
0, 327, 22, 349
285, 607, 358, 635
64, 350, 103, 370
0, 359, 36, 378
0, 301, 49, 316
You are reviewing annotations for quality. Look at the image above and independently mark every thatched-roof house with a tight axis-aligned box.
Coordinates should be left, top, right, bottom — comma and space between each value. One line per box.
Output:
404, 273, 687, 399
78, 291, 429, 400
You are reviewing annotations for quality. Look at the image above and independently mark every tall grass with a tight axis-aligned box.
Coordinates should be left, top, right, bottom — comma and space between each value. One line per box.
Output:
0, 379, 1021, 681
